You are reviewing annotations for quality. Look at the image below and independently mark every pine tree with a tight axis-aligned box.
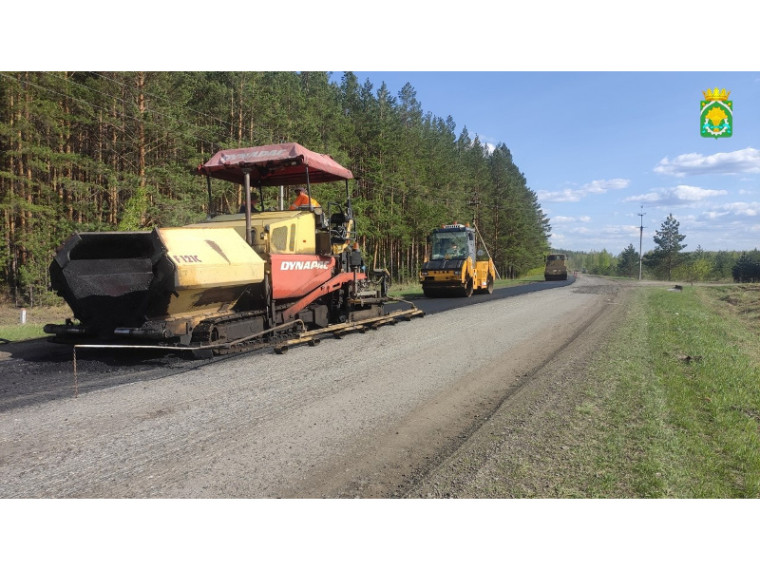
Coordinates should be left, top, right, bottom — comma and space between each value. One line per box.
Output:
732, 250, 760, 283
648, 213, 687, 280
617, 243, 639, 277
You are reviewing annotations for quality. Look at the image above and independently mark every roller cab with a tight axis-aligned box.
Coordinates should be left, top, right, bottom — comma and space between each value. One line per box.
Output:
420, 223, 496, 297
544, 254, 568, 281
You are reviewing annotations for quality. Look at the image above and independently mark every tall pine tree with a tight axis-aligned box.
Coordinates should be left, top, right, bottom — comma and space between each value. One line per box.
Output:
648, 213, 686, 280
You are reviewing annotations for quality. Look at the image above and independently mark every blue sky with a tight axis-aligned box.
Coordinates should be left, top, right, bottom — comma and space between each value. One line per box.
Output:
347, 71, 760, 255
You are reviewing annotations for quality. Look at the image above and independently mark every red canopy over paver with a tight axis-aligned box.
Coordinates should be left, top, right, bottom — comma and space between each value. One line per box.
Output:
197, 142, 353, 186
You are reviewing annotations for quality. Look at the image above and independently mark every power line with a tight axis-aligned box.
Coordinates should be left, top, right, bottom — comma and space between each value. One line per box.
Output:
0, 71, 290, 151
46, 72, 227, 148
1, 71, 216, 149
638, 205, 646, 280
89, 72, 227, 127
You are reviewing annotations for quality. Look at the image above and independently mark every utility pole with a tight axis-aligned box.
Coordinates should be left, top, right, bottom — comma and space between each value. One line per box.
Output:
638, 205, 646, 280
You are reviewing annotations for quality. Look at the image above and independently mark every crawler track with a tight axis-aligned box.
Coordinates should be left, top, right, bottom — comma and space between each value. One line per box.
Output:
272, 306, 423, 354
70, 303, 424, 359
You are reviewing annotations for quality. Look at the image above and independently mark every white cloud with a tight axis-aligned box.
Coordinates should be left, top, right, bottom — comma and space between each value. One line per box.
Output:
538, 178, 629, 203
704, 201, 760, 218
553, 215, 592, 223
549, 222, 643, 253
538, 189, 584, 203
654, 147, 760, 177
625, 184, 727, 205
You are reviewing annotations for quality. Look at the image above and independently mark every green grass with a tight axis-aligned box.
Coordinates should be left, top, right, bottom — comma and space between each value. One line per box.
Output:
577, 286, 760, 497
0, 304, 72, 343
0, 323, 49, 343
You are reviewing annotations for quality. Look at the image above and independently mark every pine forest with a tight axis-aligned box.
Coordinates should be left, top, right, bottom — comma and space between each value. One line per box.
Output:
0, 71, 551, 305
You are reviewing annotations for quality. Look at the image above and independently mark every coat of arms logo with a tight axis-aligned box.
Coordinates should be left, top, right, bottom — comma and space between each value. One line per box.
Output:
700, 88, 732, 138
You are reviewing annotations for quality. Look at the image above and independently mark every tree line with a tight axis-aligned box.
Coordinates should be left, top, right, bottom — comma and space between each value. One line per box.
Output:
0, 71, 550, 305
563, 213, 757, 283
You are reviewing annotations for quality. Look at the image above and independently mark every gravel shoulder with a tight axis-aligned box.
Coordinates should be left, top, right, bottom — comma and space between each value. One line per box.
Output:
408, 280, 629, 497
0, 276, 626, 498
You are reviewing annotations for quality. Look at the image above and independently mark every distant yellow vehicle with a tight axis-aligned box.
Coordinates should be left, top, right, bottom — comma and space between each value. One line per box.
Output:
419, 223, 496, 297
544, 254, 568, 281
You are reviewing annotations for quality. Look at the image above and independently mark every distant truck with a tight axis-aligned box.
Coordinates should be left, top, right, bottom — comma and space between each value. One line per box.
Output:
544, 254, 568, 281
419, 223, 496, 297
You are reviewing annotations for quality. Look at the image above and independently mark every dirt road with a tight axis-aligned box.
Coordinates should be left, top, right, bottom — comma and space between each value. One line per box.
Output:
0, 275, 625, 498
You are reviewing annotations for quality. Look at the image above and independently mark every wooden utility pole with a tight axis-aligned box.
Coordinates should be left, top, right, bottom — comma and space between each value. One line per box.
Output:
638, 205, 646, 280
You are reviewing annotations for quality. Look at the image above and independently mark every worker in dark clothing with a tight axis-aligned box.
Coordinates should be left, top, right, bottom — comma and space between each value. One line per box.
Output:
239, 193, 261, 213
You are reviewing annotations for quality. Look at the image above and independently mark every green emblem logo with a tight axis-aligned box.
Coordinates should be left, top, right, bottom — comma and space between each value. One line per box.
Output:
700, 88, 732, 138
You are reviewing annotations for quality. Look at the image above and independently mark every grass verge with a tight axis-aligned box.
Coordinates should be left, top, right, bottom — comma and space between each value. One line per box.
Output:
0, 324, 50, 343
559, 285, 760, 497
0, 304, 72, 343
